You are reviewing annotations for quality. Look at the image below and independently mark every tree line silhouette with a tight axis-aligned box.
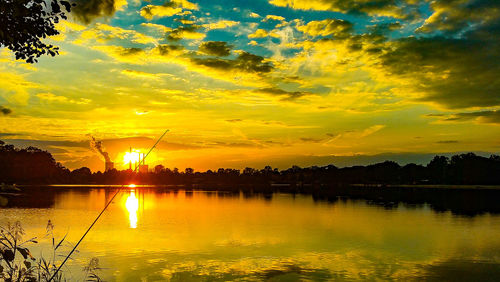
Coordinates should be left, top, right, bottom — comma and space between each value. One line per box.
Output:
2, 140, 500, 186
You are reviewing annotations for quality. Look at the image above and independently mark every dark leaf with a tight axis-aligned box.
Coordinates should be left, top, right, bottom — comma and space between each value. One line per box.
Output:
16, 247, 30, 259
51, 1, 61, 14
54, 233, 67, 250
2, 249, 15, 261
60, 1, 71, 12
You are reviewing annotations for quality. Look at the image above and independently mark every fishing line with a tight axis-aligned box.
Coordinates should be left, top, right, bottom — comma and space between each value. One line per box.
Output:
48, 129, 169, 281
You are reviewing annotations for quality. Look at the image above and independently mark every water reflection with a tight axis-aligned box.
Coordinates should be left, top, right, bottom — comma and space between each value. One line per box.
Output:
125, 190, 139, 228
0, 187, 499, 281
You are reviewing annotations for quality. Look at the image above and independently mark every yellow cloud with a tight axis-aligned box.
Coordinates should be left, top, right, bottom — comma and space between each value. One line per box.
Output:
36, 93, 91, 105
360, 125, 385, 137
174, 0, 199, 10
248, 29, 279, 38
297, 19, 353, 37
121, 69, 162, 80
169, 29, 206, 40
92, 45, 147, 64
140, 5, 183, 20
268, 0, 408, 18
140, 23, 172, 33
263, 15, 285, 22
0, 71, 36, 105
203, 20, 240, 30
140, 0, 198, 20
75, 23, 157, 45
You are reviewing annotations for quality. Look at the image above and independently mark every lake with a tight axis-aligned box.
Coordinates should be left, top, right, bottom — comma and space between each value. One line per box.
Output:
1, 186, 499, 281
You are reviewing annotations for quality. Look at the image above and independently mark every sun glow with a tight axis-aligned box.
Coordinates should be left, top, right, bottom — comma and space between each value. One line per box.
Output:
120, 148, 160, 170
125, 191, 139, 228
123, 149, 141, 165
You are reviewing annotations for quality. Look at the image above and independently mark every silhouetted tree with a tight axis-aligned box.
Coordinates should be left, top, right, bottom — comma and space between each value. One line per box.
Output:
154, 164, 165, 173
0, 0, 73, 63
427, 156, 449, 183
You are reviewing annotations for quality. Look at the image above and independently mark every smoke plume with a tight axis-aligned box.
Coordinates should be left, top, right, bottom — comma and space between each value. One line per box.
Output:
89, 136, 111, 162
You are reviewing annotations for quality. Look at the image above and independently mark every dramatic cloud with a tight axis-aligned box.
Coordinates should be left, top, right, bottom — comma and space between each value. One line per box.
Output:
92, 45, 146, 64
379, 26, 500, 109
71, 0, 127, 24
167, 25, 205, 40
297, 19, 353, 37
268, 0, 420, 19
417, 0, 500, 35
199, 41, 232, 57
140, 0, 198, 20
4, 0, 500, 171
192, 51, 273, 74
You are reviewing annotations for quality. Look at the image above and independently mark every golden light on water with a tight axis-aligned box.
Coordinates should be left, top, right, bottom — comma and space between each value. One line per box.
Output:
125, 190, 139, 229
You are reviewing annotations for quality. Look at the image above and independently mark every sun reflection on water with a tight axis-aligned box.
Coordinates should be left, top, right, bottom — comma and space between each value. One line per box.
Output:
125, 190, 139, 228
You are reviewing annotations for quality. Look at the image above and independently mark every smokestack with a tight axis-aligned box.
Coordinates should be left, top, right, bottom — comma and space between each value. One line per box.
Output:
89, 136, 111, 162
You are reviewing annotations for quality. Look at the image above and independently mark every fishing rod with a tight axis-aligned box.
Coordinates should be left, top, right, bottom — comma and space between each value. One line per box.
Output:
48, 129, 170, 281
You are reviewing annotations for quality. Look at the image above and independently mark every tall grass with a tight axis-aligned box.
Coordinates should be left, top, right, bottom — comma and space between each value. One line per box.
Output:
0, 221, 102, 282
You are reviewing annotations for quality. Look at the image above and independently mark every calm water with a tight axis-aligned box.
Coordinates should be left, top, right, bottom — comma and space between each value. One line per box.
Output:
1, 186, 500, 281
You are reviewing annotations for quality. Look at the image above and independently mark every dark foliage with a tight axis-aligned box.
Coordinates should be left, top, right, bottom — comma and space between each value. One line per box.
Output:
0, 141, 69, 183
1, 141, 500, 186
0, 0, 73, 63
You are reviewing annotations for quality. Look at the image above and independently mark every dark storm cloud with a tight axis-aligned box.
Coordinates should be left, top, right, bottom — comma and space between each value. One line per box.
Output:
192, 51, 273, 74
70, 0, 120, 24
293, 1, 500, 110
299, 19, 354, 37
367, 22, 402, 35
0, 106, 12, 115
156, 44, 184, 56
269, 0, 421, 19
416, 0, 500, 35
199, 41, 232, 57
379, 22, 500, 109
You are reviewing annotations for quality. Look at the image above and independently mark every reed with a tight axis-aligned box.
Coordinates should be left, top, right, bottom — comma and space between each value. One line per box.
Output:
0, 221, 102, 282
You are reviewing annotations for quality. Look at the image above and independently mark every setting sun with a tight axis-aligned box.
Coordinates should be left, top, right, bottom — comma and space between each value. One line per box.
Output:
1, 0, 500, 280
123, 149, 141, 165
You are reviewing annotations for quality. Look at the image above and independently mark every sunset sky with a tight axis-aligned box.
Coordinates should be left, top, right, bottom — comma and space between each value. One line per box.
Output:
1, 0, 499, 172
